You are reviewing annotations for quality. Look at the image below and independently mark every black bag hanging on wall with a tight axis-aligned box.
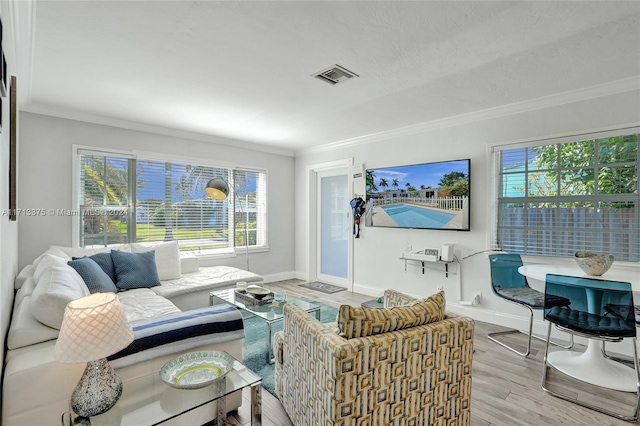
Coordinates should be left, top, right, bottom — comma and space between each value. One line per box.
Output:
350, 196, 366, 238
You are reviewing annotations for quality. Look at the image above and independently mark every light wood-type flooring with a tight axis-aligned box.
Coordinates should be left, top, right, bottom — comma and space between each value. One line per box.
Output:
224, 279, 639, 426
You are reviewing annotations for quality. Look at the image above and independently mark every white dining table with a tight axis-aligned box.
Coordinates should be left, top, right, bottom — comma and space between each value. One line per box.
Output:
519, 264, 639, 392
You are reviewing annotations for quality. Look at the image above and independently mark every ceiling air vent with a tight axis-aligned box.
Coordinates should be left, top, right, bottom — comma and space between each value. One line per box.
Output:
313, 64, 359, 85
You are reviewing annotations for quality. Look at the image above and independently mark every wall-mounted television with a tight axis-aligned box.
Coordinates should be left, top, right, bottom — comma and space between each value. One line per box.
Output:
364, 159, 470, 231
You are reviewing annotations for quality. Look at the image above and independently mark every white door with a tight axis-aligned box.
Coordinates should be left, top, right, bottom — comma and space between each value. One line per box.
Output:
316, 168, 350, 287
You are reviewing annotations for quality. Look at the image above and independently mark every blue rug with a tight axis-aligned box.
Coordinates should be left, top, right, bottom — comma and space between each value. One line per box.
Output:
241, 300, 338, 397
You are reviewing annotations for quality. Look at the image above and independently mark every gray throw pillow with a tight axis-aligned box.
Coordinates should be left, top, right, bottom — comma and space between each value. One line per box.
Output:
67, 257, 118, 293
111, 250, 161, 290
72, 252, 116, 283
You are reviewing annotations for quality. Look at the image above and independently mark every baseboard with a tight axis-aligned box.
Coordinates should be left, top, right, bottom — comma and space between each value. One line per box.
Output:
448, 303, 542, 333
292, 271, 309, 281
353, 282, 383, 298
261, 271, 297, 283
447, 303, 591, 346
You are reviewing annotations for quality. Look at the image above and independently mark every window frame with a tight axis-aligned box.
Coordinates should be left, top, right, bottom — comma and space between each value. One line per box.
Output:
488, 127, 640, 263
72, 145, 268, 258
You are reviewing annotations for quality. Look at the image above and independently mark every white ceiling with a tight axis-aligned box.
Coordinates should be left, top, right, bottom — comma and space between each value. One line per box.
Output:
21, 1, 640, 155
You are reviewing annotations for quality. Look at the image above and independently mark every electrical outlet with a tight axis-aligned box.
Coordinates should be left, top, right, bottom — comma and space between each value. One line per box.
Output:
405, 245, 412, 252
473, 291, 482, 303
437, 285, 444, 292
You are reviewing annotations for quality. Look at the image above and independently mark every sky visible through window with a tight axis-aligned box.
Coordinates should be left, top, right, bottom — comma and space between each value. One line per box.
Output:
368, 159, 469, 191
133, 162, 257, 202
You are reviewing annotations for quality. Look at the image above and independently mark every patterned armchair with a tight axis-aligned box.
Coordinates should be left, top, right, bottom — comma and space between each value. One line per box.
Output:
274, 290, 475, 426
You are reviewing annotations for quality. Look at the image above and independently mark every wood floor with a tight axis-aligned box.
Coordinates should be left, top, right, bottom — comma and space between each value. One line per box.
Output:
225, 279, 640, 426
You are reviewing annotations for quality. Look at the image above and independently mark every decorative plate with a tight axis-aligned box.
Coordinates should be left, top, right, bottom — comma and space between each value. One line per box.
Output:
160, 350, 234, 389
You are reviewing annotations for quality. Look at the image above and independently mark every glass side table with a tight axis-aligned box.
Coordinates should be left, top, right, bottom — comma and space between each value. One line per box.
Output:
63, 354, 262, 426
210, 289, 321, 363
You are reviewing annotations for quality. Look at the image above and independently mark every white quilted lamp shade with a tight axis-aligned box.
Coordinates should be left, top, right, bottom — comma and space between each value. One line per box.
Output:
55, 293, 134, 363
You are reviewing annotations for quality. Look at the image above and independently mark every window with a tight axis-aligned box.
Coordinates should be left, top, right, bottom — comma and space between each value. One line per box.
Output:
491, 131, 639, 262
76, 148, 267, 255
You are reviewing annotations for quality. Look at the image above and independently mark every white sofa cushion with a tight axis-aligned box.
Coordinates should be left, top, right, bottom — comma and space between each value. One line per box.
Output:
117, 288, 181, 323
32, 246, 71, 270
33, 253, 69, 285
14, 277, 36, 305
180, 255, 199, 274
30, 264, 90, 329
14, 265, 35, 290
152, 266, 263, 300
131, 241, 182, 280
7, 295, 60, 350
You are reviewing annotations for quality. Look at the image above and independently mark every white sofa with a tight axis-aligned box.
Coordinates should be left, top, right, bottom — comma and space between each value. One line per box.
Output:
3, 242, 263, 426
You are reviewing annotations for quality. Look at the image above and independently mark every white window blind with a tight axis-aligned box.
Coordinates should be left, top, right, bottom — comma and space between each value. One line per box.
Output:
77, 150, 267, 254
79, 155, 134, 246
491, 131, 640, 262
233, 169, 267, 249
134, 158, 233, 253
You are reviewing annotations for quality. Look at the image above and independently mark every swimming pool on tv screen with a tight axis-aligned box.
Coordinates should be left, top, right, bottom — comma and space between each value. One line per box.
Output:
381, 204, 455, 228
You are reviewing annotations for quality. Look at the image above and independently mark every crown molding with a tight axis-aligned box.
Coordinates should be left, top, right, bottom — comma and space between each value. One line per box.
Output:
296, 77, 640, 157
8, 0, 35, 105
20, 74, 639, 159
21, 104, 296, 157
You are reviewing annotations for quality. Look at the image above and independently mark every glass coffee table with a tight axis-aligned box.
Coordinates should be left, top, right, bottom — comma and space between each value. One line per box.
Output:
64, 353, 262, 425
210, 289, 321, 363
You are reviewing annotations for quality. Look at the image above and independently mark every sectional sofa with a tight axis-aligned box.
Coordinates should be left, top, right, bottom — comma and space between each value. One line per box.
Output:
3, 241, 263, 426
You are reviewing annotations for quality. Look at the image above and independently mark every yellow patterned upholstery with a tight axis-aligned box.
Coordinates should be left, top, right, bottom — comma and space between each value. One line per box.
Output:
337, 291, 446, 338
384, 288, 426, 308
274, 290, 474, 425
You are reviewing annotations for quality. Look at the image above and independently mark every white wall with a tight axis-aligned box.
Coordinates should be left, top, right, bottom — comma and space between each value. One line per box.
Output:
0, 2, 21, 392
17, 112, 296, 278
295, 89, 640, 336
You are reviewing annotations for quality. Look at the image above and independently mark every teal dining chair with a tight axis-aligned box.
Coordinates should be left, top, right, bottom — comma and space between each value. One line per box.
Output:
542, 273, 640, 421
602, 304, 640, 364
488, 254, 573, 356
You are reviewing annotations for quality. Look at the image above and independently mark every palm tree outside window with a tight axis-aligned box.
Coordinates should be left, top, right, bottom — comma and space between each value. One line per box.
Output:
76, 149, 267, 255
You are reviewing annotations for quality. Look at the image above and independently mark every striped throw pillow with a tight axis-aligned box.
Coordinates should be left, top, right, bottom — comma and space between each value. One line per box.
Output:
338, 291, 445, 339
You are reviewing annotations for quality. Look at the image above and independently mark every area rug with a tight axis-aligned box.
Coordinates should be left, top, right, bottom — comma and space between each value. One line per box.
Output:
241, 301, 338, 397
299, 281, 347, 294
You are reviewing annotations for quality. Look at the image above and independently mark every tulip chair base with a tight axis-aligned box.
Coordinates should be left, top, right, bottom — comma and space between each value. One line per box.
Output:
542, 323, 640, 422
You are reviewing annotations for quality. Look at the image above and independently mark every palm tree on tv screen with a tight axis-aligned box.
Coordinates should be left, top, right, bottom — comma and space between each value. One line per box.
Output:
366, 170, 378, 193
379, 177, 388, 192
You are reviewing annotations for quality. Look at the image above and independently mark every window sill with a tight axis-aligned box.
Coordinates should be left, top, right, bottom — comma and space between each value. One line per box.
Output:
520, 254, 640, 271
186, 245, 269, 262
235, 246, 269, 255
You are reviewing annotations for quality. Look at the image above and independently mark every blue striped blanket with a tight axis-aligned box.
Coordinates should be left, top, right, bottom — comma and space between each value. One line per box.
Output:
108, 303, 244, 368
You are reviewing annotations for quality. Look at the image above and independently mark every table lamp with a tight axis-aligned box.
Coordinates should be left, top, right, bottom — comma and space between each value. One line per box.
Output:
206, 177, 250, 271
55, 293, 134, 418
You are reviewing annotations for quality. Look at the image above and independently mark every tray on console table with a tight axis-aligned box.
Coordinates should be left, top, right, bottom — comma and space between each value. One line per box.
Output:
235, 289, 274, 305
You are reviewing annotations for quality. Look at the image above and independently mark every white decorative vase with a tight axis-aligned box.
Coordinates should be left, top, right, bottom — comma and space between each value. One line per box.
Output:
574, 251, 614, 276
